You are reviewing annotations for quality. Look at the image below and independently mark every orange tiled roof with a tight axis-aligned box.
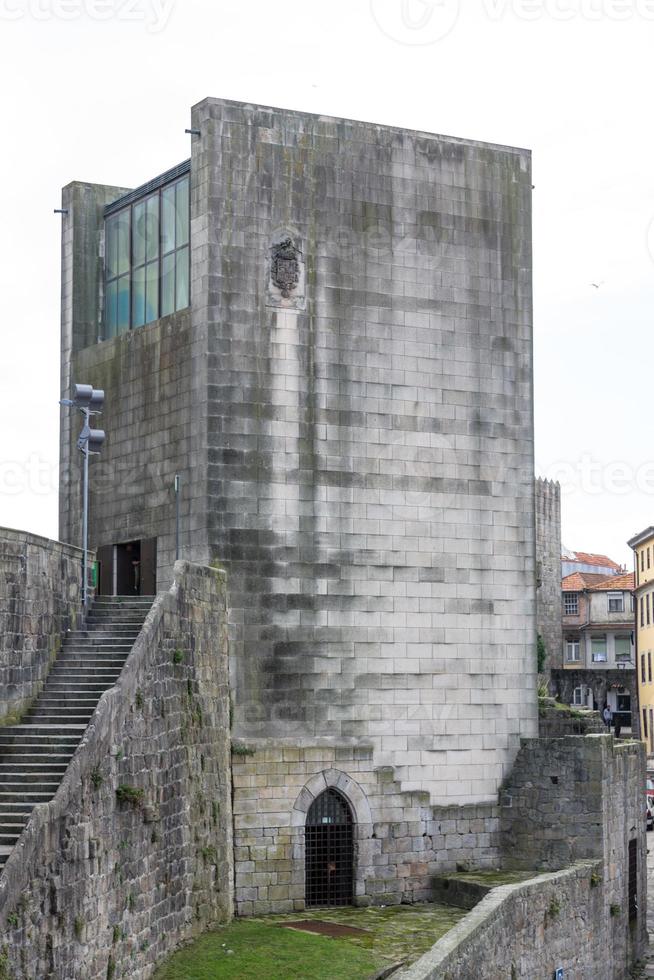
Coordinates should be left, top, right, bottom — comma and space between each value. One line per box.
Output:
562, 572, 616, 592
565, 551, 622, 570
589, 572, 635, 592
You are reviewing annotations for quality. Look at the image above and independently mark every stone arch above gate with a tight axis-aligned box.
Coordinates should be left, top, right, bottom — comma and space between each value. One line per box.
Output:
291, 769, 372, 832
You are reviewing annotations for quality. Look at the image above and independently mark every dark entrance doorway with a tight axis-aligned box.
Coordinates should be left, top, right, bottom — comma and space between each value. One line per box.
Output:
96, 539, 157, 596
305, 789, 354, 908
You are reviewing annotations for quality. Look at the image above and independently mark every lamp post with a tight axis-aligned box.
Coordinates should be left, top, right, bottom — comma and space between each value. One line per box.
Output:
61, 384, 105, 608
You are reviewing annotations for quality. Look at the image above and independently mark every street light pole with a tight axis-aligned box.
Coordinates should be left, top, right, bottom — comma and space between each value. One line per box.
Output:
61, 384, 106, 611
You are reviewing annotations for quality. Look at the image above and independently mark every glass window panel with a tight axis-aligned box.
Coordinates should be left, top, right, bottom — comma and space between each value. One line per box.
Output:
105, 279, 117, 338
117, 274, 130, 333
116, 211, 130, 276
145, 261, 159, 323
146, 194, 159, 262
105, 216, 118, 280
161, 185, 176, 254
132, 200, 146, 266
161, 253, 175, 317
615, 636, 631, 657
175, 245, 189, 311
132, 265, 145, 328
176, 177, 189, 247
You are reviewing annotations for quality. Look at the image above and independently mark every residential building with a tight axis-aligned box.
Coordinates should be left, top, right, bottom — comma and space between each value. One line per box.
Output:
554, 570, 636, 730
561, 548, 624, 579
628, 526, 654, 755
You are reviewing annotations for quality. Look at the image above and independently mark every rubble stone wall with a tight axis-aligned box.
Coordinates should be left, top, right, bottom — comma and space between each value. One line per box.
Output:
0, 561, 233, 979
0, 526, 85, 724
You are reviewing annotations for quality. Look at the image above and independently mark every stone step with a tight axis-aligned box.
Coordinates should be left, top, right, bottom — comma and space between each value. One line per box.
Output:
0, 790, 57, 804
0, 753, 74, 766
0, 756, 68, 776
41, 682, 119, 693
0, 771, 67, 784
26, 716, 93, 726
47, 666, 123, 675
0, 743, 80, 756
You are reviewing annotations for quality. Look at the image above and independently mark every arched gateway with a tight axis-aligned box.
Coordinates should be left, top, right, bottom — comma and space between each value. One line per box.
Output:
305, 789, 354, 907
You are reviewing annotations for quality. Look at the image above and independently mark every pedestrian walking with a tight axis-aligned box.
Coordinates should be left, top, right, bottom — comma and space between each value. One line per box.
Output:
602, 704, 612, 729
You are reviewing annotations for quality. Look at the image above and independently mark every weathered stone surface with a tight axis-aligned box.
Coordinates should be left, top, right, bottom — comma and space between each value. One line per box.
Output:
396, 736, 646, 979
535, 478, 562, 672
0, 526, 85, 723
232, 742, 500, 915
0, 560, 232, 979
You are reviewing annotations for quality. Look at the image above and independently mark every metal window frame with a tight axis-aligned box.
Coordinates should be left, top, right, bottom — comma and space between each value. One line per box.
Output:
102, 164, 190, 339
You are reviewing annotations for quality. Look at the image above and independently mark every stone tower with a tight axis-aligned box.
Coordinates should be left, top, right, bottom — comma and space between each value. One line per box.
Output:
59, 98, 537, 914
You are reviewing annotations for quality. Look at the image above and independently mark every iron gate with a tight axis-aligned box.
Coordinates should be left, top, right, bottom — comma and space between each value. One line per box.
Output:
305, 789, 354, 907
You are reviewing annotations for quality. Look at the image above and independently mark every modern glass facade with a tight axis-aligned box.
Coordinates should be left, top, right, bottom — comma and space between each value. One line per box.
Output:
104, 169, 190, 338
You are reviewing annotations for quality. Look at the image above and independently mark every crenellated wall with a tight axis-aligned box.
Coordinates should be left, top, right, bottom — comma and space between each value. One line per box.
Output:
535, 478, 562, 671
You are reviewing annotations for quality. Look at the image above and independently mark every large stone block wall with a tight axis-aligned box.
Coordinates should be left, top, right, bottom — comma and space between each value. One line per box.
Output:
0, 561, 233, 979
500, 735, 647, 967
71, 308, 209, 588
397, 733, 646, 979
192, 97, 537, 805
535, 477, 562, 670
0, 526, 85, 723
396, 863, 610, 980
231, 742, 499, 916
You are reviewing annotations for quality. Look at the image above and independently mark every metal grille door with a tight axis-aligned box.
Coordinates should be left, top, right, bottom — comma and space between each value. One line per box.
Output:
305, 789, 354, 907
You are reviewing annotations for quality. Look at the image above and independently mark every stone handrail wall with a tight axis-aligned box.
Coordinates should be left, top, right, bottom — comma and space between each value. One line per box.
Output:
0, 526, 86, 724
396, 862, 607, 980
0, 560, 233, 979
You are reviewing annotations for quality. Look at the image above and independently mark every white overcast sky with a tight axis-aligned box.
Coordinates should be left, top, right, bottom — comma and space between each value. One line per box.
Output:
0, 0, 653, 569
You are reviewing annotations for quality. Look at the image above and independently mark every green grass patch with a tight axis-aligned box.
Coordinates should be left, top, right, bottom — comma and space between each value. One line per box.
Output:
153, 920, 382, 979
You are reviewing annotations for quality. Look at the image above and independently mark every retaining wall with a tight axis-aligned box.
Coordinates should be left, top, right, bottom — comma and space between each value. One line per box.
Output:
397, 862, 608, 980
0, 526, 85, 724
0, 560, 233, 979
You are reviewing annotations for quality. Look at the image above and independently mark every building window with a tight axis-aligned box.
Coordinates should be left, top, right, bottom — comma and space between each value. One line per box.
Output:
591, 636, 607, 663
607, 592, 624, 614
641, 597, 645, 627
649, 547, 651, 569
648, 594, 651, 626
572, 686, 585, 706
649, 651, 652, 684
632, 594, 636, 613
565, 640, 580, 663
642, 551, 645, 573
615, 635, 632, 665
644, 707, 649, 739
642, 653, 647, 684
564, 593, 578, 615
104, 173, 190, 338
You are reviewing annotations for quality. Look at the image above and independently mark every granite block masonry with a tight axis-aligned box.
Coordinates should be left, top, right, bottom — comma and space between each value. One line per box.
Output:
0, 526, 86, 724
59, 97, 536, 913
397, 733, 647, 980
0, 561, 233, 979
535, 477, 562, 671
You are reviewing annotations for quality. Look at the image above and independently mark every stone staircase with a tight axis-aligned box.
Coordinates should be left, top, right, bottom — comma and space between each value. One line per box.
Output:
0, 595, 153, 871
